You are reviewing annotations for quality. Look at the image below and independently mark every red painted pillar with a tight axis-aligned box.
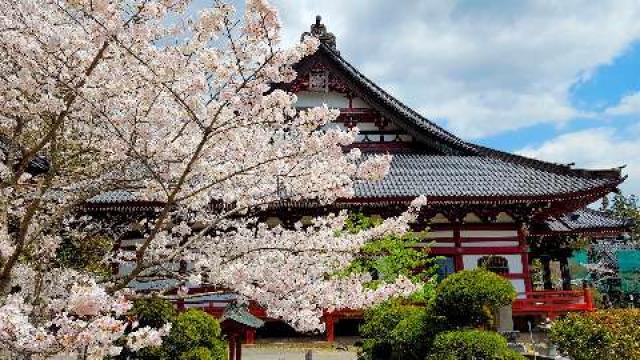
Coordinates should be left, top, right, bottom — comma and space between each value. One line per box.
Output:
244, 328, 256, 345
236, 338, 242, 360
325, 313, 335, 343
453, 224, 464, 271
584, 286, 595, 311
228, 335, 236, 360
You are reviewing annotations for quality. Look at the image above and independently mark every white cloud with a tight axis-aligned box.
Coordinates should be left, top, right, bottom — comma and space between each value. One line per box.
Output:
267, 0, 640, 138
605, 92, 640, 116
517, 127, 640, 195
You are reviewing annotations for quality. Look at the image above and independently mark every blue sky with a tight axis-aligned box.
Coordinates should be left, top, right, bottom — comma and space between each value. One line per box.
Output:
195, 0, 640, 195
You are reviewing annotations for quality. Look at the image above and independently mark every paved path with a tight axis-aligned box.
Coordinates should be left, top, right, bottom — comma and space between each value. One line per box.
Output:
243, 348, 358, 360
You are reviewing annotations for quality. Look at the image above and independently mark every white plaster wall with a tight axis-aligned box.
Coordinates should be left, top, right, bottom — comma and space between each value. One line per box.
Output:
462, 254, 523, 273
424, 230, 454, 239
461, 230, 518, 238
296, 91, 349, 108
351, 96, 370, 108
463, 241, 519, 247
429, 242, 456, 248
120, 238, 144, 248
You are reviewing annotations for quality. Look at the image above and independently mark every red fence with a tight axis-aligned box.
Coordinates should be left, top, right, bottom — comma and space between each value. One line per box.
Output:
512, 288, 595, 319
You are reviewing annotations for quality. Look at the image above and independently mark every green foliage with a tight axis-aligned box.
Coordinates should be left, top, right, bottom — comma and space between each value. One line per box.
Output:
339, 213, 438, 302
359, 269, 519, 360
549, 309, 640, 360
359, 300, 445, 360
433, 269, 516, 329
131, 298, 177, 328
426, 329, 525, 360
608, 193, 639, 242
179, 347, 222, 360
55, 234, 113, 276
127, 307, 226, 360
165, 310, 226, 359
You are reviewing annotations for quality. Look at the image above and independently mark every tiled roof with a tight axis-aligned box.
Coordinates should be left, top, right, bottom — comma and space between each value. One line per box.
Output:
88, 190, 138, 204
86, 154, 620, 206
544, 208, 631, 234
353, 154, 620, 200
84, 31, 622, 210
221, 303, 265, 329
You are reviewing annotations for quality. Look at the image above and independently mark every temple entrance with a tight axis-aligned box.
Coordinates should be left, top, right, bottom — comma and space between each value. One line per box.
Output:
334, 318, 363, 337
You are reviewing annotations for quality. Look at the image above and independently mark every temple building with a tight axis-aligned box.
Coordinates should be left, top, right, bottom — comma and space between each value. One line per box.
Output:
84, 17, 630, 342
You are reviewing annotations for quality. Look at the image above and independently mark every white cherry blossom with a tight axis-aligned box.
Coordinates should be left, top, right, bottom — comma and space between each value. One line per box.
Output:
0, 0, 425, 357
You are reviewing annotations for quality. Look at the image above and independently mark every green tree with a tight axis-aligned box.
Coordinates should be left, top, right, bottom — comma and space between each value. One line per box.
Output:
340, 213, 438, 302
607, 193, 639, 242
165, 310, 227, 360
359, 269, 517, 360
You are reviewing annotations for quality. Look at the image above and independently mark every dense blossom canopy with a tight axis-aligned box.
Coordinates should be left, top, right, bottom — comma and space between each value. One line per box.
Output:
0, 0, 423, 357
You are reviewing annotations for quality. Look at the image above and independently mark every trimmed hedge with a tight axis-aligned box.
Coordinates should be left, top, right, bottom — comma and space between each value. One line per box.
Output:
426, 329, 525, 360
127, 301, 226, 360
549, 309, 640, 360
131, 297, 177, 328
359, 300, 446, 360
433, 269, 516, 329
166, 309, 227, 360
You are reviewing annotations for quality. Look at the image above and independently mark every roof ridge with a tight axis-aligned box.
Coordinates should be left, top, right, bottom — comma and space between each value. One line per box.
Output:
317, 44, 476, 154
471, 143, 623, 181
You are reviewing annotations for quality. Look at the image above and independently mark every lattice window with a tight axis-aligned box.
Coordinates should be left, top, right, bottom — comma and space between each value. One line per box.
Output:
478, 256, 509, 275
309, 69, 329, 92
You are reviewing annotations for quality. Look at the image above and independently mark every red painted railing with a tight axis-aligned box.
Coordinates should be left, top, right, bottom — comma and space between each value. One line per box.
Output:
512, 287, 595, 319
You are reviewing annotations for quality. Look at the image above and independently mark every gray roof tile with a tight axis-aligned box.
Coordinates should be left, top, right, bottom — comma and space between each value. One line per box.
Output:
353, 154, 616, 199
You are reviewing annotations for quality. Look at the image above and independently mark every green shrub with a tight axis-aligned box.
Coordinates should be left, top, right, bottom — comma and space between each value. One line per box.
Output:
131, 297, 177, 328
433, 269, 516, 329
549, 309, 640, 360
426, 329, 525, 360
126, 306, 226, 360
165, 309, 227, 359
179, 347, 218, 360
359, 300, 445, 360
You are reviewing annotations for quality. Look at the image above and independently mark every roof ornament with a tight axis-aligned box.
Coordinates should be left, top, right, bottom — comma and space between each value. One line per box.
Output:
301, 15, 337, 52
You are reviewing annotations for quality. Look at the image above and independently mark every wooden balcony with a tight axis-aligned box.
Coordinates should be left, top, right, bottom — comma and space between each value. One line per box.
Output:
512, 287, 595, 319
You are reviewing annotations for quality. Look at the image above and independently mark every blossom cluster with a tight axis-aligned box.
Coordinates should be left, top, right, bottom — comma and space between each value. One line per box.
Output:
0, 0, 424, 357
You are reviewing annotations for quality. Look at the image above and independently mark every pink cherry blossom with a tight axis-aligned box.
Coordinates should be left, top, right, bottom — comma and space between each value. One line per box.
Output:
0, 0, 425, 356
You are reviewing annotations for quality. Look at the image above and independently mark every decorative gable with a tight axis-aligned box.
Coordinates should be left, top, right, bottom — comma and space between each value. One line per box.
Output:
292, 61, 415, 150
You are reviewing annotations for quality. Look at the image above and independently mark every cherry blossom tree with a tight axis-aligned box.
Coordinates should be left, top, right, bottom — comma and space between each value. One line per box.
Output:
0, 0, 426, 357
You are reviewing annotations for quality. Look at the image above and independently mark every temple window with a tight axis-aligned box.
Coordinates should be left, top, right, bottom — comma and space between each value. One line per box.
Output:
309, 69, 329, 92
463, 212, 483, 223
478, 256, 509, 275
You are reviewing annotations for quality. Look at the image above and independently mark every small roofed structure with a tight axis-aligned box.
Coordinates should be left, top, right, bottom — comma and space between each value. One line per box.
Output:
221, 302, 264, 360
536, 208, 632, 237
